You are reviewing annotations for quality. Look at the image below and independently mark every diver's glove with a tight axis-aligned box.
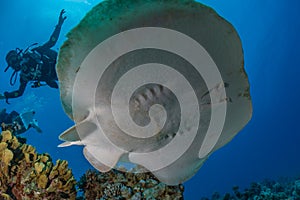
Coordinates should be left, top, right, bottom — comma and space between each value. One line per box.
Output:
58, 9, 67, 27
0, 93, 5, 100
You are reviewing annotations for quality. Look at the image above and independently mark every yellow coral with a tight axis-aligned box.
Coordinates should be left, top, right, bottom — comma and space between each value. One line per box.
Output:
34, 162, 45, 174
49, 160, 69, 179
58, 160, 68, 175
0, 130, 77, 199
1, 131, 12, 142
49, 169, 58, 180
46, 178, 64, 193
21, 144, 36, 154
0, 193, 12, 200
43, 162, 52, 174
64, 177, 76, 192
39, 154, 50, 163
0, 142, 8, 151
51, 160, 59, 171
37, 174, 48, 189
10, 136, 20, 150
1, 148, 13, 166
62, 169, 73, 181
21, 145, 37, 163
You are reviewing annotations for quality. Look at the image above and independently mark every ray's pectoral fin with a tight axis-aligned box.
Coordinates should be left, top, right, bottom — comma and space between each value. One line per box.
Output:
83, 145, 124, 172
58, 125, 82, 147
59, 125, 80, 142
58, 120, 98, 147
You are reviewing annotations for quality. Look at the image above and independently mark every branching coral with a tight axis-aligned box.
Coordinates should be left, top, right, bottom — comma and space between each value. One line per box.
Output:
77, 168, 184, 199
0, 130, 77, 200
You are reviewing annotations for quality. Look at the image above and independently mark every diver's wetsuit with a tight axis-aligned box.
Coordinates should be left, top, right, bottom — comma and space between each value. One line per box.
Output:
4, 23, 62, 99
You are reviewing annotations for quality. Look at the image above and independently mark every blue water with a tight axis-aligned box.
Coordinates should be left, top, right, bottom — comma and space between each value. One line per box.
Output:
0, 0, 299, 199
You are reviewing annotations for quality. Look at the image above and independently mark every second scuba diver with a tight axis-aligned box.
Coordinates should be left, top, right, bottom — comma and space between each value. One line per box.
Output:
0, 108, 42, 135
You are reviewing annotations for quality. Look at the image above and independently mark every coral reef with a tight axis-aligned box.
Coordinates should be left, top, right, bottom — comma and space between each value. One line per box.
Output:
201, 177, 300, 200
77, 168, 184, 200
0, 130, 76, 200
0, 130, 184, 200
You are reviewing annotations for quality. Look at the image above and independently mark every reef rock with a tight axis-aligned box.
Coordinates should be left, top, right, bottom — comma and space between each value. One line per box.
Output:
77, 168, 184, 199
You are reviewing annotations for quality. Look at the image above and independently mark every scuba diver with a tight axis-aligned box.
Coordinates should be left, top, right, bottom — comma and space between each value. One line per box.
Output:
0, 9, 67, 103
0, 108, 42, 135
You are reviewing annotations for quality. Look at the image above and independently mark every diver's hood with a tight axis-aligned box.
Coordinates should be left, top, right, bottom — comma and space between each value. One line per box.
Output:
5, 49, 22, 72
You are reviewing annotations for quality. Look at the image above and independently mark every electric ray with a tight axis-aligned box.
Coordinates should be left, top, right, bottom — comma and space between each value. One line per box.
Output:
56, 0, 252, 185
